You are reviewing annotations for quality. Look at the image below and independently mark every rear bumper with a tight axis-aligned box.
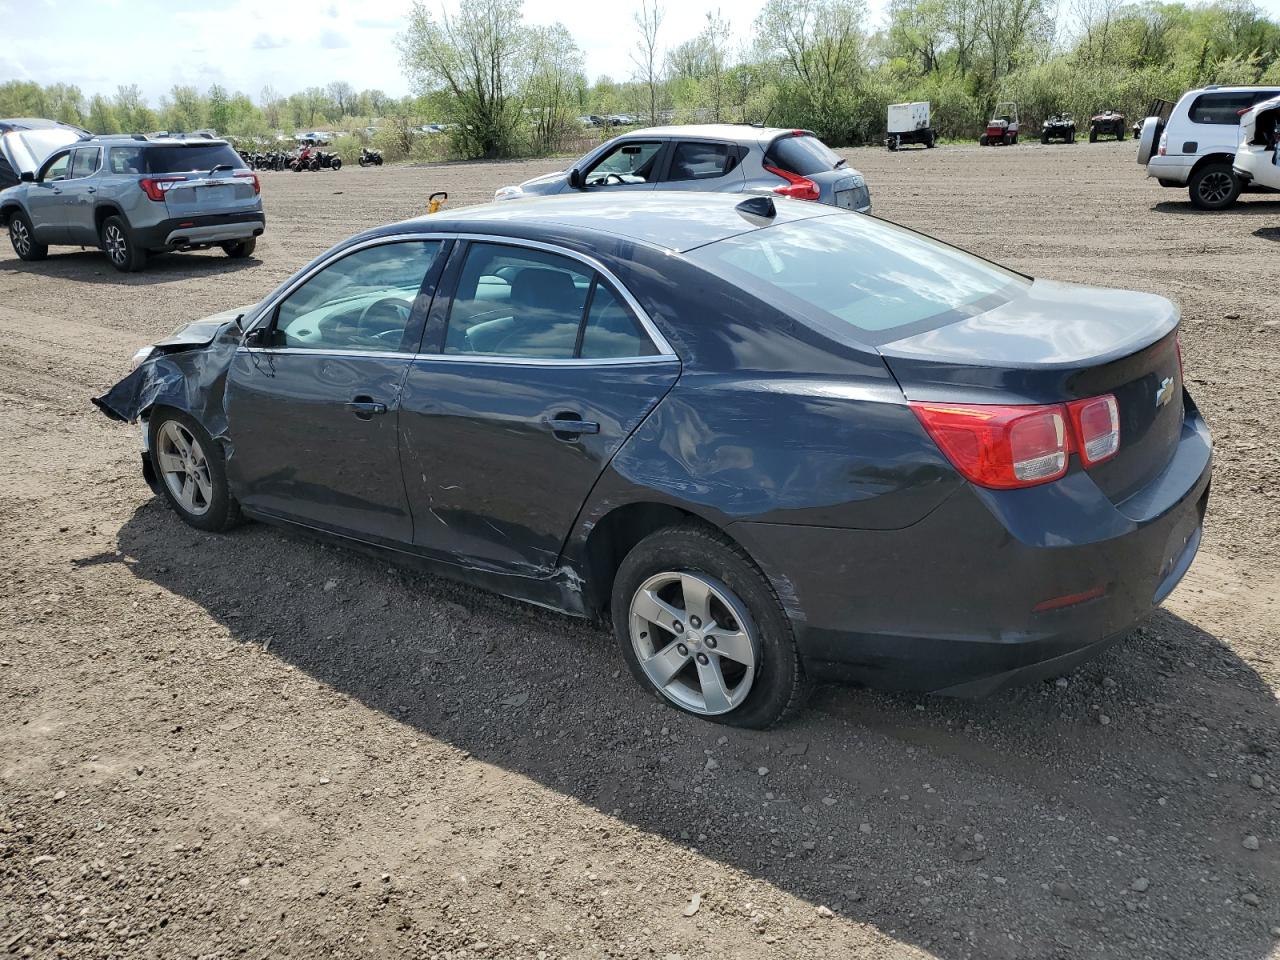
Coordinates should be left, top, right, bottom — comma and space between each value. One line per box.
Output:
730, 396, 1212, 696
1234, 148, 1280, 190
1145, 156, 1193, 183
134, 212, 265, 251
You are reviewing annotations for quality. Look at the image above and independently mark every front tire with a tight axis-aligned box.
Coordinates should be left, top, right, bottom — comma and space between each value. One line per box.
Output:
8, 211, 48, 261
221, 238, 256, 259
148, 408, 242, 532
611, 523, 807, 729
1189, 163, 1242, 210
101, 215, 146, 272
331, 157, 342, 170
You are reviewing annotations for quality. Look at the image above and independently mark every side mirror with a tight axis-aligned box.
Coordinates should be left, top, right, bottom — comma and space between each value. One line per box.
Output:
19, 171, 34, 183
243, 326, 280, 348
567, 167, 584, 190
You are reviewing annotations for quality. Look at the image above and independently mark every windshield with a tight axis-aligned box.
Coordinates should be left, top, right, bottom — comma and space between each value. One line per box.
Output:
145, 143, 245, 174
688, 213, 1029, 345
765, 134, 841, 176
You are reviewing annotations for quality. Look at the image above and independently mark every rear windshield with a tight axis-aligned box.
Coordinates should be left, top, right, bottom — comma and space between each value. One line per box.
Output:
688, 213, 1028, 345
145, 143, 245, 174
765, 134, 842, 176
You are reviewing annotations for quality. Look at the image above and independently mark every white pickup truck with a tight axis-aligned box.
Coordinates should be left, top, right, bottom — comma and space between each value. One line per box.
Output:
1138, 84, 1280, 209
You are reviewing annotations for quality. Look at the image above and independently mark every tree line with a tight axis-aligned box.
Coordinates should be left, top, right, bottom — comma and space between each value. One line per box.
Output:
3, 0, 1278, 161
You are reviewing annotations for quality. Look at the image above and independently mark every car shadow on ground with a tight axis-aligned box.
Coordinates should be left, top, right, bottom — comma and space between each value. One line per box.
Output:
1152, 199, 1280, 216
1255, 227, 1280, 242
99, 502, 1279, 960
0, 249, 260, 284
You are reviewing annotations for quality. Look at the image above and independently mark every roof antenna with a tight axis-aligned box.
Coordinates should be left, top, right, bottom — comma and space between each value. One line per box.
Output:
736, 195, 776, 220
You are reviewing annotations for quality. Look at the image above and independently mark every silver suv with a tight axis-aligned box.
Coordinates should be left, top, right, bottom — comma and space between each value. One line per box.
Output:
0, 133, 265, 272
495, 125, 871, 213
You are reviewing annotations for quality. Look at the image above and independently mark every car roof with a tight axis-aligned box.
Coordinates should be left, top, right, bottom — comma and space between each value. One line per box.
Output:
84, 134, 233, 147
367, 192, 835, 254
616, 124, 809, 146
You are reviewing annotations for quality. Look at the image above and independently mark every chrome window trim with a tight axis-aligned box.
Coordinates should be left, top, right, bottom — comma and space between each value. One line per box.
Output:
236, 346, 676, 367
241, 230, 678, 362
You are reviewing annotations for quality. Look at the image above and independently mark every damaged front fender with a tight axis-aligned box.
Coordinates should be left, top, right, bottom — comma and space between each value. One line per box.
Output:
91, 317, 244, 452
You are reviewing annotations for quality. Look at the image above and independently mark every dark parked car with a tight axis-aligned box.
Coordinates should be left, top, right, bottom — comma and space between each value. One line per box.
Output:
94, 193, 1211, 728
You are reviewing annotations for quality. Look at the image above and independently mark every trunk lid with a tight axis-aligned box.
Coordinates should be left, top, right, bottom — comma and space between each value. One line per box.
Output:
880, 279, 1184, 503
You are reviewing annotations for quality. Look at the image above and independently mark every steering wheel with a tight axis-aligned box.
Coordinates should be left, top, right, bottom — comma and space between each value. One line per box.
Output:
358, 296, 413, 331
601, 172, 629, 185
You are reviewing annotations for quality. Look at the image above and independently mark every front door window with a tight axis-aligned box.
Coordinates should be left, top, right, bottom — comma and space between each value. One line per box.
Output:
584, 141, 664, 187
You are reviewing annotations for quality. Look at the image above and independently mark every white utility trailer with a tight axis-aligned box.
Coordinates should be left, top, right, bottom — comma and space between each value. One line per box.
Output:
885, 102, 936, 151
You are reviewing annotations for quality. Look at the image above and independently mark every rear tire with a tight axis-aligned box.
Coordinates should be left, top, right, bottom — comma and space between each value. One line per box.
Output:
1188, 163, 1242, 211
148, 408, 242, 533
331, 157, 342, 170
222, 238, 256, 259
8, 210, 48, 261
1089, 127, 1098, 143
979, 135, 989, 146
101, 215, 146, 272
611, 523, 807, 729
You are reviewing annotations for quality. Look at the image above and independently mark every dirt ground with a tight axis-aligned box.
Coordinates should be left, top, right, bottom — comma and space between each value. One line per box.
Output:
1, 140, 1278, 960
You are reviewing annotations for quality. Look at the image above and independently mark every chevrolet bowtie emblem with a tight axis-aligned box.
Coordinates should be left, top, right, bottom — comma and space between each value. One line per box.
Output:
1155, 376, 1174, 408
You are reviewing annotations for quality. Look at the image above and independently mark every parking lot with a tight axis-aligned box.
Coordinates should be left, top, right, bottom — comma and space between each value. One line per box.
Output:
1, 140, 1278, 959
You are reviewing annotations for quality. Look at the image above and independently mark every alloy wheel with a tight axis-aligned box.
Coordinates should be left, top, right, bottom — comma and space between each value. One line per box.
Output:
157, 420, 213, 516
1198, 172, 1234, 205
10, 219, 30, 257
104, 224, 128, 266
629, 571, 758, 715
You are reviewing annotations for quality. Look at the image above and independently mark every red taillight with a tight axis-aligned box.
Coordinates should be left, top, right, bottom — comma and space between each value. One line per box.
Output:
235, 170, 261, 194
139, 176, 186, 201
910, 402, 1070, 489
763, 164, 820, 201
912, 393, 1124, 489
1066, 394, 1120, 466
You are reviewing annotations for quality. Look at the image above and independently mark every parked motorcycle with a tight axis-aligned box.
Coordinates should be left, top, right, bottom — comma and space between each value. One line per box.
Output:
316, 150, 342, 170
290, 146, 320, 172
358, 147, 384, 167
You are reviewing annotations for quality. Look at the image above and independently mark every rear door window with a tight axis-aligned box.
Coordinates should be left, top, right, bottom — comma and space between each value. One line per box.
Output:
666, 141, 739, 181
70, 147, 101, 179
442, 243, 657, 360
764, 134, 841, 175
145, 143, 246, 173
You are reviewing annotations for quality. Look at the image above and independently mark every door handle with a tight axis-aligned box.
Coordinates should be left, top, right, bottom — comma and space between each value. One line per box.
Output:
52, 187, 62, 195
544, 415, 600, 438
86, 187, 96, 194
346, 398, 388, 419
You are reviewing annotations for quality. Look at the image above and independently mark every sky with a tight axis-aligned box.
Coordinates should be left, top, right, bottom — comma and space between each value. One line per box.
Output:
3, 0, 1280, 105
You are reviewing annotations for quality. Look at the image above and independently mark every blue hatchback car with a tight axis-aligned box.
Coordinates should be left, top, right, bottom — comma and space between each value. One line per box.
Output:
95, 193, 1211, 728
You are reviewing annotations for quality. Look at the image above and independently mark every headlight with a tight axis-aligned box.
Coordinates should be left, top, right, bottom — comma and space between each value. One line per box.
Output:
494, 185, 524, 201
129, 346, 155, 371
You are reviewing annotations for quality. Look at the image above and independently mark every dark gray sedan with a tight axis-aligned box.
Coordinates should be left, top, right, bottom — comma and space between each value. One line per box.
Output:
95, 193, 1209, 728
494, 124, 871, 213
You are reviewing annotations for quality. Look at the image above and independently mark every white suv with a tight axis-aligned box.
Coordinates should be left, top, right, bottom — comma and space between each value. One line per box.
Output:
1138, 84, 1280, 210
1234, 95, 1280, 194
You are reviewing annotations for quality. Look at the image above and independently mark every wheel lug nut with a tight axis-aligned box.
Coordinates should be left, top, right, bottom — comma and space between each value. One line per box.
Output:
690, 616, 701, 628
696, 653, 709, 665
676, 643, 688, 656
673, 620, 684, 633
705, 636, 717, 649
